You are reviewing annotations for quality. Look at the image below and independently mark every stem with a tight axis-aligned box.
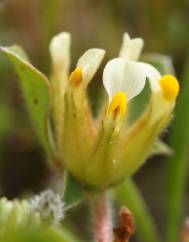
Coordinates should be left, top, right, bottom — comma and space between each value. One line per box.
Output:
92, 192, 113, 242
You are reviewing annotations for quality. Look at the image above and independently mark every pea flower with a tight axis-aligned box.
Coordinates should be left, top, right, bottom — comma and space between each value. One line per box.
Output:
85, 59, 179, 188
62, 33, 179, 189
49, 32, 105, 153
1, 32, 179, 190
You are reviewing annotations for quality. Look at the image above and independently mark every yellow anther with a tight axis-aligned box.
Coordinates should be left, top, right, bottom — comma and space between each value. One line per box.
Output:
107, 92, 127, 119
69, 67, 83, 85
160, 75, 180, 101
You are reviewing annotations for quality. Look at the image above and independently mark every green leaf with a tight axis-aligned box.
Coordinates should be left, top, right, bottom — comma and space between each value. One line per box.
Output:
0, 46, 54, 156
113, 179, 161, 242
7, 45, 30, 62
63, 173, 84, 207
166, 57, 189, 242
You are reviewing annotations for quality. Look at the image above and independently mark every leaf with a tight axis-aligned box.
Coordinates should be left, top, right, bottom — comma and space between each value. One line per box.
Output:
7, 45, 30, 62
150, 140, 172, 156
63, 173, 84, 208
166, 57, 189, 242
0, 46, 54, 156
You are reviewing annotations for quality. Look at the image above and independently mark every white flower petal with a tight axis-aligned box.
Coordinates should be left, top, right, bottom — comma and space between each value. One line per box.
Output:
142, 53, 175, 74
120, 61, 147, 100
138, 62, 161, 92
49, 32, 71, 76
119, 33, 144, 61
103, 58, 162, 102
77, 48, 105, 86
103, 58, 126, 101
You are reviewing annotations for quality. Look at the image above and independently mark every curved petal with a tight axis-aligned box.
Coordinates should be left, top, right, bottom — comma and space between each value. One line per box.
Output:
49, 32, 71, 77
120, 61, 147, 100
103, 58, 162, 102
103, 58, 126, 101
138, 62, 161, 92
119, 33, 144, 61
77, 48, 105, 86
142, 53, 175, 74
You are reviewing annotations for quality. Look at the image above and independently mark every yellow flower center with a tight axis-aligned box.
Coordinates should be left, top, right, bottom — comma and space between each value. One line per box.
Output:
107, 92, 127, 119
69, 67, 83, 85
159, 75, 180, 101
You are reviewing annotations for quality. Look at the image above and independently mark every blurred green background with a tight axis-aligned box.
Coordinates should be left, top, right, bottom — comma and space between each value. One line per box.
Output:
0, 0, 189, 241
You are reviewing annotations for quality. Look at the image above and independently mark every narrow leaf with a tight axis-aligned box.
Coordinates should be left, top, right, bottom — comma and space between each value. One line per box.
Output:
166, 57, 189, 242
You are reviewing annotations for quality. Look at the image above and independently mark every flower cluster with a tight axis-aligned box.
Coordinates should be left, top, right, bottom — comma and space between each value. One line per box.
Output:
50, 32, 179, 189
1, 32, 180, 190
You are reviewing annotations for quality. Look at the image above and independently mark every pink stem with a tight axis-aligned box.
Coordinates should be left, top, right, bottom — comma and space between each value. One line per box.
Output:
93, 192, 113, 242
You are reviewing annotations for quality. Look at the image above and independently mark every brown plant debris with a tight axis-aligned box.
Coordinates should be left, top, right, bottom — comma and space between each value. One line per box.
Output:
113, 207, 135, 242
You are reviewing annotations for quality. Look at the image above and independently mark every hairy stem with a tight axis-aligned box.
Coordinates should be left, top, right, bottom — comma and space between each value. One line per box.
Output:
92, 192, 113, 242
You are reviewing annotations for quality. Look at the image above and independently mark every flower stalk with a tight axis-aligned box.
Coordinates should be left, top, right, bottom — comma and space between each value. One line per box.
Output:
92, 192, 113, 242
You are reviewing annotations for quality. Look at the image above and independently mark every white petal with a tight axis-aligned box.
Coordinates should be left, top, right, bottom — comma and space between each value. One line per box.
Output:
119, 33, 144, 61
77, 48, 105, 86
103, 58, 162, 102
142, 53, 175, 74
138, 62, 161, 92
103, 58, 126, 101
49, 32, 71, 76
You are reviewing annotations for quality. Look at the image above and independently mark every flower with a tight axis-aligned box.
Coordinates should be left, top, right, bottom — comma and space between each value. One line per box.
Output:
62, 33, 179, 188
103, 58, 161, 112
1, 32, 179, 190
49, 32, 105, 154
49, 32, 105, 88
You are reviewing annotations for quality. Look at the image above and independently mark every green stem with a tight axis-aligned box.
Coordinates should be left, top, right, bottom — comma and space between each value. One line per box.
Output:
113, 178, 161, 242
166, 57, 189, 242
